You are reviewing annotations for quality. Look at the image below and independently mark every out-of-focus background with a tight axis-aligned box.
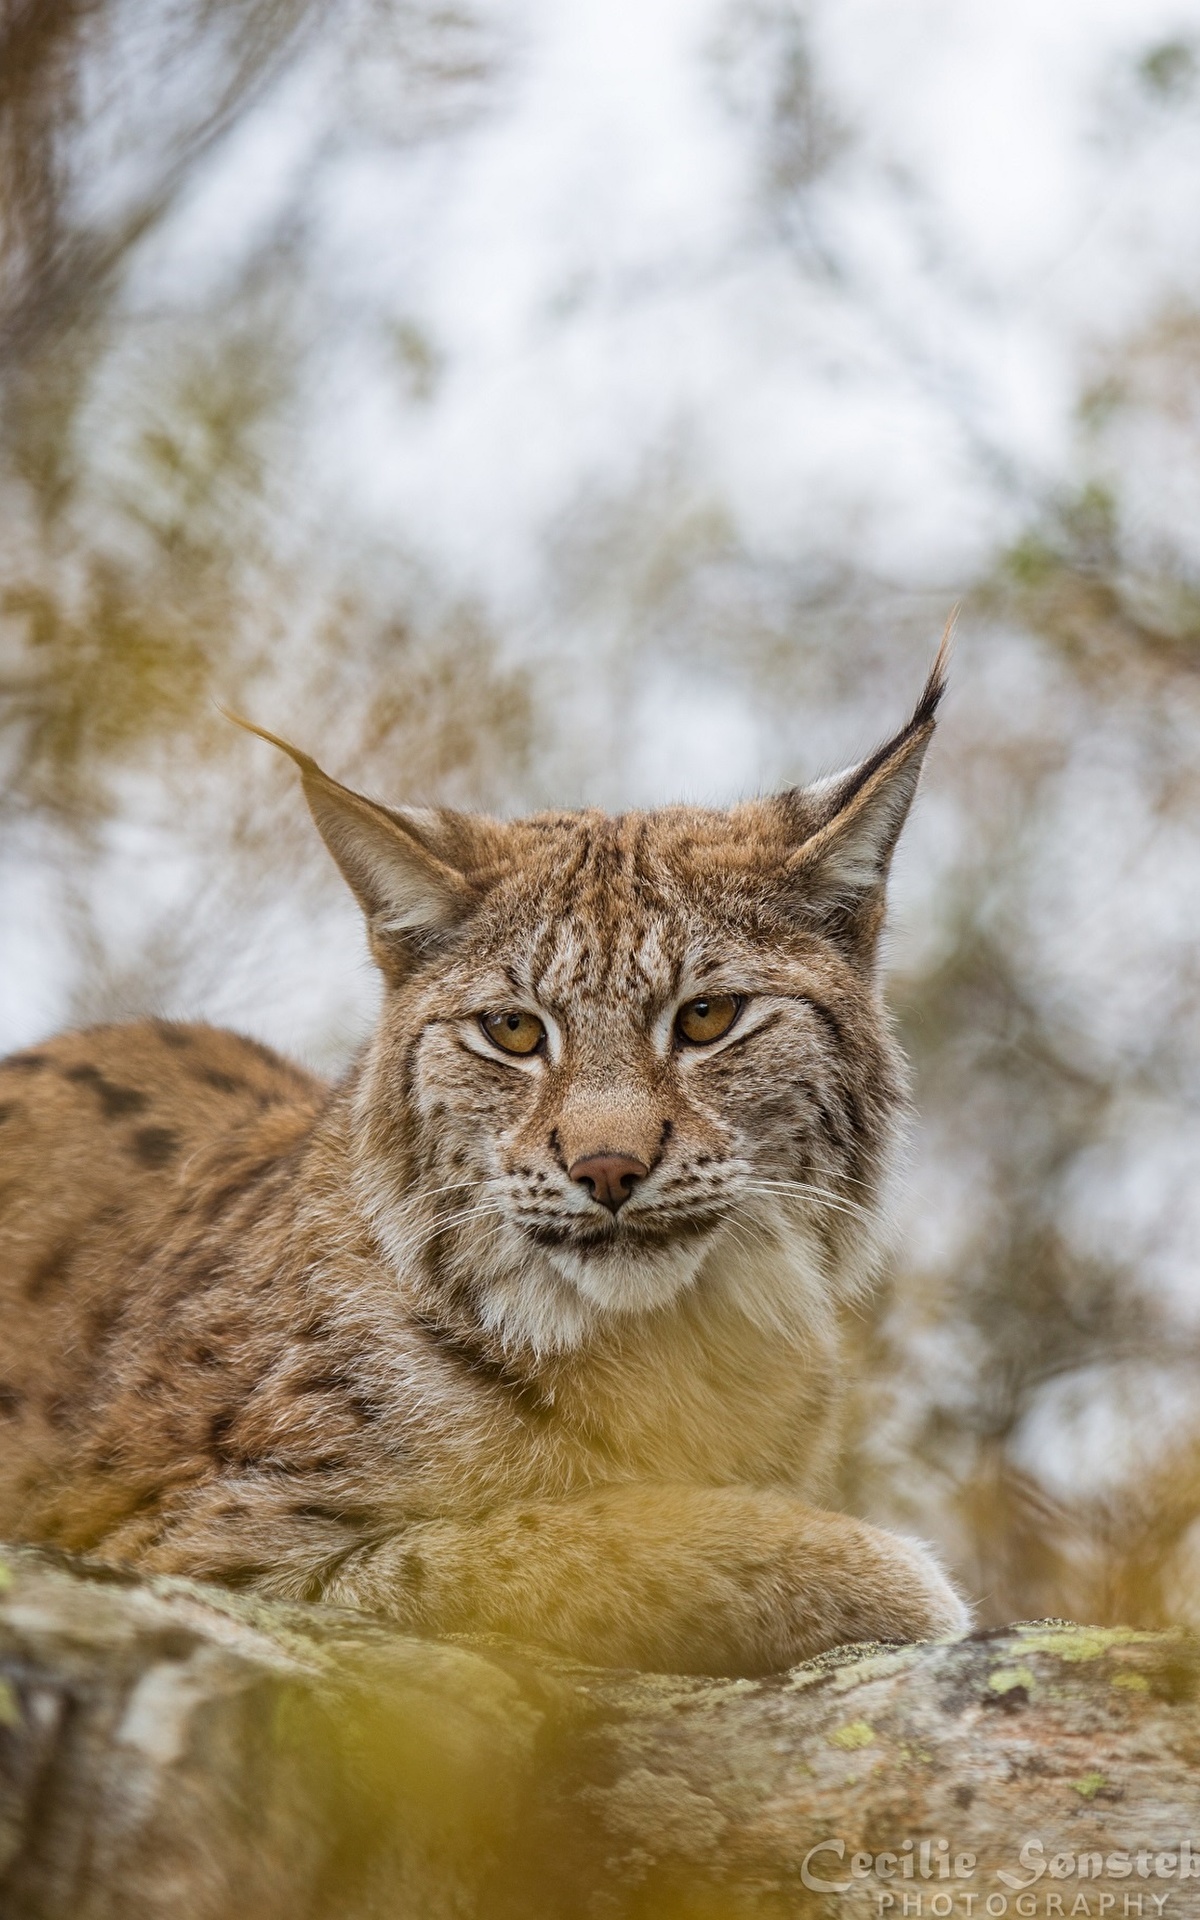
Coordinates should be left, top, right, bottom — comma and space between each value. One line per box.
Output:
3, 0, 1200, 1630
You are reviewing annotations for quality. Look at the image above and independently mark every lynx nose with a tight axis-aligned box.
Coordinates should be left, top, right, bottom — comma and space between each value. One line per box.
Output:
568, 1153, 649, 1215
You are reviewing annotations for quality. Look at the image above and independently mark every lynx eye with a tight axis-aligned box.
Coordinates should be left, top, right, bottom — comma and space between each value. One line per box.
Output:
675, 995, 741, 1046
481, 1009, 546, 1056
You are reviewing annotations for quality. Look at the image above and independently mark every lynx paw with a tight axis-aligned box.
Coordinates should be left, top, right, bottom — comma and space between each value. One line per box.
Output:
848, 1528, 972, 1646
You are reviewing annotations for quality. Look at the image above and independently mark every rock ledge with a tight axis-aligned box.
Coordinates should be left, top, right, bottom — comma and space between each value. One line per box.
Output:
2, 1544, 1198, 1918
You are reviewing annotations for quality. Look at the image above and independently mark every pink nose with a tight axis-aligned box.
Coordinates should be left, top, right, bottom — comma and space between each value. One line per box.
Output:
568, 1153, 649, 1214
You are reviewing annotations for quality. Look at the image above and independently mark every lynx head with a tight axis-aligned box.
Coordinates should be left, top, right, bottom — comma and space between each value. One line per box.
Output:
234, 637, 947, 1353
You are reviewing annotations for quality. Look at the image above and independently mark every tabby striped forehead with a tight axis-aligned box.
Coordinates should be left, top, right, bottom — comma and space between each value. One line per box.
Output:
519, 907, 685, 1010
479, 810, 753, 1009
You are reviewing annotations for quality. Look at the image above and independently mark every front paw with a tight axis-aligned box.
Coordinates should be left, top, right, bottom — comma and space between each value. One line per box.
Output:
835, 1525, 972, 1647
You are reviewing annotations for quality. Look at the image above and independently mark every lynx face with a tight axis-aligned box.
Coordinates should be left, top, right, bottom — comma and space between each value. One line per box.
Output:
238, 643, 944, 1350
356, 825, 899, 1338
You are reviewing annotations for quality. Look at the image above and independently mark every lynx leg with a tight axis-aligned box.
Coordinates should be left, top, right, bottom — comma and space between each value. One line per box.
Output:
323, 1483, 970, 1675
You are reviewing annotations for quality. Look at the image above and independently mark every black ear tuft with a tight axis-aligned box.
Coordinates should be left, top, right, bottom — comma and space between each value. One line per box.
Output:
909, 610, 954, 731
812, 611, 954, 830
772, 618, 955, 966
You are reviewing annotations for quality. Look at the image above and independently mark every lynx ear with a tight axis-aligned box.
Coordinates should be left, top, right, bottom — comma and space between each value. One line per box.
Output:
777, 624, 952, 963
225, 713, 475, 972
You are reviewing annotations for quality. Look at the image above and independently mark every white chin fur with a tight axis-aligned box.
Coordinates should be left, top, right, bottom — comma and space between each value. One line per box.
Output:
470, 1207, 848, 1355
544, 1236, 708, 1315
469, 1233, 712, 1353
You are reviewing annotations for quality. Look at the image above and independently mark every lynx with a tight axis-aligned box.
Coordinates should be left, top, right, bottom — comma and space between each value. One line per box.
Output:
0, 641, 968, 1675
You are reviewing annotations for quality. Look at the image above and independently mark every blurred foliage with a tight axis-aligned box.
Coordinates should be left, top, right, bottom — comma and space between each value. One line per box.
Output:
0, 0, 319, 810
853, 403, 1200, 1626
0, 0, 524, 823
713, 0, 849, 218
5, 0, 1200, 1641
1138, 37, 1199, 101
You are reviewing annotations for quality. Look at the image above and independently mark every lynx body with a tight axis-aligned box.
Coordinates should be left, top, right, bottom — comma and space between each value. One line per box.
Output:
0, 649, 967, 1674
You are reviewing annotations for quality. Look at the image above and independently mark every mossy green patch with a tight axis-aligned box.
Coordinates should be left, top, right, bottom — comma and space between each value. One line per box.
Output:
0, 1559, 12, 1595
829, 1720, 876, 1751
0, 1679, 19, 1728
988, 1665, 1037, 1695
1072, 1773, 1107, 1799
1014, 1625, 1155, 1663
1111, 1671, 1150, 1692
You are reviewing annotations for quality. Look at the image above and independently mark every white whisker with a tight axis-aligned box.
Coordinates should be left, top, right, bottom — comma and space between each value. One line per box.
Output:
737, 1179, 869, 1221
398, 1203, 510, 1259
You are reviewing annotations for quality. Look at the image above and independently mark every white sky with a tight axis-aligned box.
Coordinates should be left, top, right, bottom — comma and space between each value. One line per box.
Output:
134, 0, 1200, 631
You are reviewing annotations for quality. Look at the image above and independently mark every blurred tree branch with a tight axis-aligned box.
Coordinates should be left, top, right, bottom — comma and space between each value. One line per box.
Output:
0, 0, 324, 373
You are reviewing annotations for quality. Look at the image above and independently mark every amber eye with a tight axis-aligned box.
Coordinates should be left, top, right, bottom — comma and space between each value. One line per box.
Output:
675, 995, 741, 1046
481, 1009, 546, 1056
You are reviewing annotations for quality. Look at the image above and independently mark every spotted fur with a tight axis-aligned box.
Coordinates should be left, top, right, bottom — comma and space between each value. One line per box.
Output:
0, 640, 968, 1673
